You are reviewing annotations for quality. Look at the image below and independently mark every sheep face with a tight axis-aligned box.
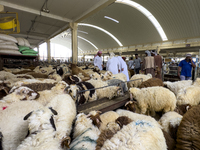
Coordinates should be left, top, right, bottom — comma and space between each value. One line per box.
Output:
65, 85, 79, 100
52, 81, 68, 92
24, 107, 57, 134
9, 86, 39, 100
90, 73, 101, 80
125, 101, 136, 112
129, 88, 140, 99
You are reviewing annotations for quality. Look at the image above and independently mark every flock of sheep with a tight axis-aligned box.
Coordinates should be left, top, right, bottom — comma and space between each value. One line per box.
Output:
0, 63, 200, 150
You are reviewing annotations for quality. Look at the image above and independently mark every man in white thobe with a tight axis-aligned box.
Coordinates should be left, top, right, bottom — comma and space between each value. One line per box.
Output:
118, 56, 130, 81
94, 51, 103, 70
106, 52, 120, 74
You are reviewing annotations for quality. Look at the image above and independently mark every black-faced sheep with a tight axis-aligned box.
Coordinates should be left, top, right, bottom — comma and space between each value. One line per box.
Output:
174, 104, 192, 116
138, 78, 164, 88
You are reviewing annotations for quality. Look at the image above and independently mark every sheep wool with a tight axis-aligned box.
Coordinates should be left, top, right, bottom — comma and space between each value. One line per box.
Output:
0, 101, 43, 150
193, 78, 200, 86
159, 111, 183, 139
101, 120, 167, 150
129, 73, 152, 87
164, 80, 192, 95
176, 105, 200, 150
17, 107, 62, 150
129, 87, 176, 115
138, 78, 164, 88
99, 111, 119, 131
177, 85, 200, 106
46, 94, 76, 141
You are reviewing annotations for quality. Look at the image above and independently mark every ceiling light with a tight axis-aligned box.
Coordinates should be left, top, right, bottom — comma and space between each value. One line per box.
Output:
116, 0, 168, 41
78, 23, 123, 46
104, 16, 119, 23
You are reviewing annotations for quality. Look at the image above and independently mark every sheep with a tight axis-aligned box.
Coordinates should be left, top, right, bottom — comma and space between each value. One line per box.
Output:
99, 111, 119, 131
159, 111, 183, 139
68, 111, 101, 150
162, 129, 176, 150
129, 73, 152, 87
0, 71, 16, 80
0, 131, 2, 150
174, 104, 192, 116
36, 81, 68, 106
19, 83, 56, 92
193, 77, 200, 86
46, 94, 76, 148
88, 79, 121, 100
26, 72, 49, 78
101, 119, 167, 150
0, 101, 43, 150
90, 72, 101, 80
0, 81, 10, 99
16, 107, 62, 150
70, 63, 90, 77
138, 78, 164, 88
1, 86, 40, 103
177, 85, 200, 106
101, 71, 127, 82
56, 66, 71, 78
164, 80, 192, 95
48, 73, 62, 82
129, 87, 176, 116
65, 81, 97, 105
105, 79, 128, 93
13, 79, 57, 87
176, 105, 200, 150
96, 116, 133, 150
62, 75, 82, 85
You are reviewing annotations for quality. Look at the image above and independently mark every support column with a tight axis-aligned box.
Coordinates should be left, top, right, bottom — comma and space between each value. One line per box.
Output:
157, 46, 161, 54
70, 22, 78, 64
46, 40, 51, 63
37, 45, 40, 58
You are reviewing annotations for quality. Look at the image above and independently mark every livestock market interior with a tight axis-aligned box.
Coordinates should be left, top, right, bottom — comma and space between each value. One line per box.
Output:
0, 1, 200, 150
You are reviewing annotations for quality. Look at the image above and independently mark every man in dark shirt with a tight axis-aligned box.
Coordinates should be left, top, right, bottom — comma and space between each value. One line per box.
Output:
178, 54, 196, 80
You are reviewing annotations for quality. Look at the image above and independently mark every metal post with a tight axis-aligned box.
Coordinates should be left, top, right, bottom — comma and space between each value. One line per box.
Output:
46, 40, 51, 63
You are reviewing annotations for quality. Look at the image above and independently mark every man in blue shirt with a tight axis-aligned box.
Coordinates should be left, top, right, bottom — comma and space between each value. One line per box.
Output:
178, 54, 196, 80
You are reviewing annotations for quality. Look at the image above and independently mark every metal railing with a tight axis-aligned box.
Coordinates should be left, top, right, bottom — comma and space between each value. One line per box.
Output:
75, 78, 143, 107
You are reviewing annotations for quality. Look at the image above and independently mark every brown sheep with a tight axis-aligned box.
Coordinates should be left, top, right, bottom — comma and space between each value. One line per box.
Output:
176, 105, 200, 150
12, 70, 33, 74
22, 83, 56, 92
26, 72, 48, 78
70, 64, 90, 77
96, 116, 132, 150
174, 104, 192, 116
162, 129, 176, 150
138, 78, 164, 88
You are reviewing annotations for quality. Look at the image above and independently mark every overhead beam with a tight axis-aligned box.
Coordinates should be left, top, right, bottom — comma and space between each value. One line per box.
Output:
74, 0, 116, 23
0, 1, 72, 22
47, 24, 70, 40
10, 33, 47, 40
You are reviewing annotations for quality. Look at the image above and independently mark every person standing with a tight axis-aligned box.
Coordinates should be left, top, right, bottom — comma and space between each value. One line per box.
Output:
178, 54, 196, 80
106, 52, 120, 74
133, 54, 141, 74
128, 57, 134, 70
142, 50, 156, 77
117, 56, 129, 81
151, 50, 162, 80
94, 51, 103, 70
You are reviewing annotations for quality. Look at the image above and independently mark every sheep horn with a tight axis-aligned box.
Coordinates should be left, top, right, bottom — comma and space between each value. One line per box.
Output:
125, 101, 133, 107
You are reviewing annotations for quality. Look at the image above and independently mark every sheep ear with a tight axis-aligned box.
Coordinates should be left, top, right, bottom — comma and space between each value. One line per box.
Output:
125, 101, 133, 107
186, 106, 190, 111
49, 107, 58, 115
24, 111, 33, 120
50, 116, 56, 131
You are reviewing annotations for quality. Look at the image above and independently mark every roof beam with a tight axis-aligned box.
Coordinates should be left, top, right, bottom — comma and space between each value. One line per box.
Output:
0, 1, 72, 22
74, 0, 116, 23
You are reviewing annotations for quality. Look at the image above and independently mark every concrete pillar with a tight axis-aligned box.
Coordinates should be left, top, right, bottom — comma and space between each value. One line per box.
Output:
70, 22, 78, 64
157, 46, 161, 54
37, 45, 40, 58
46, 40, 51, 63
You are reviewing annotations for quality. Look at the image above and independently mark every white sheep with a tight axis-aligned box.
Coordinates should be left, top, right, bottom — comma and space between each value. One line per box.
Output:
68, 111, 101, 150
129, 73, 152, 87
48, 73, 62, 82
101, 71, 127, 82
102, 110, 167, 150
90, 72, 101, 80
46, 94, 76, 145
0, 101, 43, 150
129, 87, 176, 115
177, 85, 200, 106
1, 86, 39, 103
36, 81, 68, 106
159, 111, 182, 139
164, 80, 193, 95
99, 111, 119, 131
16, 107, 62, 150
88, 79, 121, 100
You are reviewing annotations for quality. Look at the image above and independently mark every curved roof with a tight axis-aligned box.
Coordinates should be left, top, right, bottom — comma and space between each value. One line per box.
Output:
2, 0, 200, 54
